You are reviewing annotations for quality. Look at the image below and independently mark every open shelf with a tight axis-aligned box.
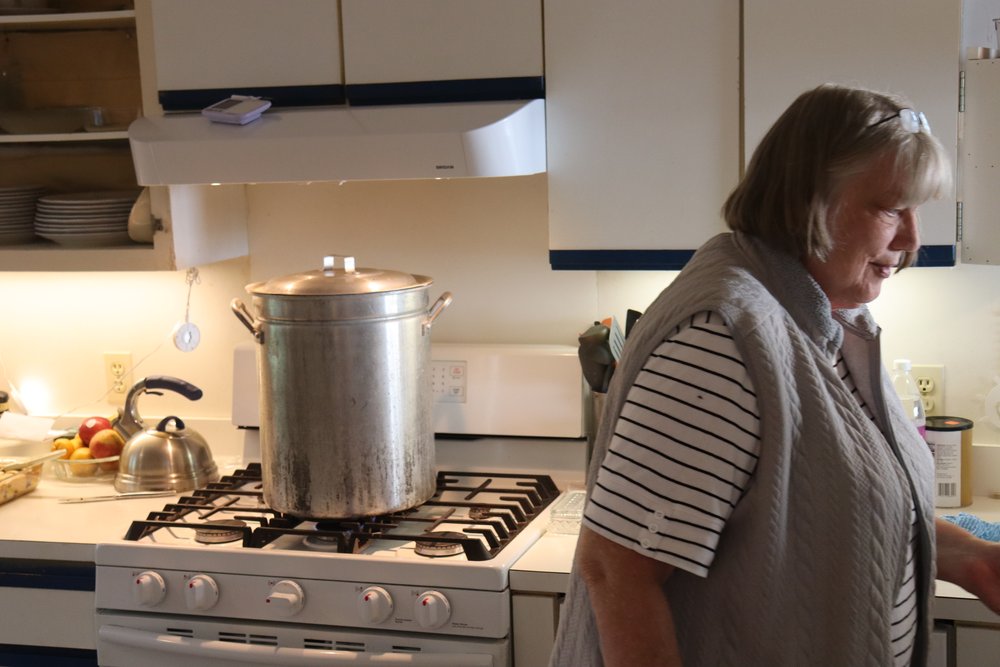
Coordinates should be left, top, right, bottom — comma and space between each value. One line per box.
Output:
0, 241, 164, 271
0, 130, 129, 143
0, 10, 135, 31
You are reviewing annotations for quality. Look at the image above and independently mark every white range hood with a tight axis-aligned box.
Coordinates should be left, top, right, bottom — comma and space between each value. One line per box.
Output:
128, 99, 546, 185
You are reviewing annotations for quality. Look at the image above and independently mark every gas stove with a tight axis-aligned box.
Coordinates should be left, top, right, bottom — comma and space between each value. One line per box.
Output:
94, 343, 583, 666
95, 466, 561, 666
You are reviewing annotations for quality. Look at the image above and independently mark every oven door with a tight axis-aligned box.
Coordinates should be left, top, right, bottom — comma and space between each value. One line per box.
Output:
97, 614, 509, 667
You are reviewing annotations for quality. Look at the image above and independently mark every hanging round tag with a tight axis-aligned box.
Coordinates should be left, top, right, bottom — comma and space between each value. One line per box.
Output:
173, 321, 201, 352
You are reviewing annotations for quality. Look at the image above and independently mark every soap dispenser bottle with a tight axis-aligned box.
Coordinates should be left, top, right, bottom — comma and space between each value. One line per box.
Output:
891, 358, 926, 438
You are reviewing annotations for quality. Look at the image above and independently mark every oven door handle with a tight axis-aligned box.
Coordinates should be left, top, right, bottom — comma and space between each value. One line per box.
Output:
99, 625, 495, 665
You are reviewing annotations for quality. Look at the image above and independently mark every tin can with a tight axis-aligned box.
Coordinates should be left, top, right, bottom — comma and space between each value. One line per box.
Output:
925, 416, 974, 508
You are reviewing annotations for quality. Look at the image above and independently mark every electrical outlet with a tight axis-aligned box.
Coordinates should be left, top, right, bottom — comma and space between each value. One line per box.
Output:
103, 352, 133, 406
912, 364, 944, 417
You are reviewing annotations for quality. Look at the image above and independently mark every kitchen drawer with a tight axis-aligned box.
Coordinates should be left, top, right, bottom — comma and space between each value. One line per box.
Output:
0, 587, 96, 650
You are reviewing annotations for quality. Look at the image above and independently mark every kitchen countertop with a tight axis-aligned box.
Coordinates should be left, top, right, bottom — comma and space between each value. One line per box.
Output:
510, 531, 577, 593
509, 495, 1000, 627
0, 471, 187, 562
2, 457, 999, 627
0, 453, 243, 562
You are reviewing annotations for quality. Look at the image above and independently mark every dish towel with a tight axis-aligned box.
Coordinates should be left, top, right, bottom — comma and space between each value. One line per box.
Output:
942, 512, 1000, 542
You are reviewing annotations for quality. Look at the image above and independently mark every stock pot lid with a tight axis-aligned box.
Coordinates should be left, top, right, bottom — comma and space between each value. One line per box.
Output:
247, 255, 432, 296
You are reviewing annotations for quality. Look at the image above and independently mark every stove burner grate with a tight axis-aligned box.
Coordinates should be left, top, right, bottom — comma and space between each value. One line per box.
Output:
123, 466, 560, 560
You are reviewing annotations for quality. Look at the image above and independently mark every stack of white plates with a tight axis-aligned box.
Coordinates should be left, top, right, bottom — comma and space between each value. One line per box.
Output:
0, 185, 44, 246
34, 190, 141, 248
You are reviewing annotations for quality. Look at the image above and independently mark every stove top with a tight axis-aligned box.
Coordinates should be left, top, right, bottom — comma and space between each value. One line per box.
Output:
122, 464, 560, 562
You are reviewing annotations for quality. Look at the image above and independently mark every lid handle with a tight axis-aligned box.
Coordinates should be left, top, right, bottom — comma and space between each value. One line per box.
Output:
323, 255, 356, 274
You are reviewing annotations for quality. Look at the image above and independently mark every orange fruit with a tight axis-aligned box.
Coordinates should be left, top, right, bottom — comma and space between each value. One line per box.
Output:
51, 437, 77, 460
68, 447, 95, 477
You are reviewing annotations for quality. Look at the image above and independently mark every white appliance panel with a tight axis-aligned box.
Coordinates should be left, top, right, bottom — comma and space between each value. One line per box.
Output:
233, 342, 585, 439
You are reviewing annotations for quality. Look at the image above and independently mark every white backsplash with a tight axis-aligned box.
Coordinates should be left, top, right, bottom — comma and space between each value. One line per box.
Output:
1, 175, 999, 468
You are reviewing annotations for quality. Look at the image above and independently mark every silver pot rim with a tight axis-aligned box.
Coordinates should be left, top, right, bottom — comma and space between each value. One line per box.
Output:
247, 254, 432, 297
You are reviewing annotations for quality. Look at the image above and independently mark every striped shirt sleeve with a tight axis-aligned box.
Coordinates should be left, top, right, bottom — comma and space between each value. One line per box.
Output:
583, 311, 761, 577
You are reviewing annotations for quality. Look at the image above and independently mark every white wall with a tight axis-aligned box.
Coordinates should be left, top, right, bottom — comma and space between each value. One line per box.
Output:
0, 258, 251, 424
2, 175, 1000, 454
244, 174, 596, 344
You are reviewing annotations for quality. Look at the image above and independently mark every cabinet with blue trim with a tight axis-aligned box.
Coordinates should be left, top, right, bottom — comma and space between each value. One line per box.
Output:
546, 0, 961, 270
146, 0, 343, 112
144, 0, 543, 111
743, 0, 961, 268
340, 0, 543, 105
545, 0, 741, 271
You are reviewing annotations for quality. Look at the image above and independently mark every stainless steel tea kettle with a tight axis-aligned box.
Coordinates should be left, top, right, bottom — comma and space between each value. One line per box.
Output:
113, 376, 219, 493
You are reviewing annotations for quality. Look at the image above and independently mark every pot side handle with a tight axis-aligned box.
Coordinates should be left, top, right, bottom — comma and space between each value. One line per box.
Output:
422, 291, 453, 335
231, 298, 264, 343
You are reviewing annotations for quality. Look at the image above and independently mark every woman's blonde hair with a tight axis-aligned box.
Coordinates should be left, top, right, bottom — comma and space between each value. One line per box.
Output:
723, 84, 952, 268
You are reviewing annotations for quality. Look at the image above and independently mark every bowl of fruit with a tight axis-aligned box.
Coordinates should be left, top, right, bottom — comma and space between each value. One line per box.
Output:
48, 415, 125, 482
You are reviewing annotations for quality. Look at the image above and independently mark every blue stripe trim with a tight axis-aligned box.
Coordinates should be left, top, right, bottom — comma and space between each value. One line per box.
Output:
346, 76, 544, 106
0, 559, 95, 592
159, 84, 346, 111
0, 646, 97, 666
914, 244, 955, 267
550, 245, 956, 270
158, 77, 544, 110
550, 249, 695, 270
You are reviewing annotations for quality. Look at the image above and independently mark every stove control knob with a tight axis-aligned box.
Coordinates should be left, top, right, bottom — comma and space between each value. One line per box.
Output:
184, 574, 220, 611
266, 580, 305, 616
414, 591, 451, 629
358, 586, 394, 624
132, 571, 166, 607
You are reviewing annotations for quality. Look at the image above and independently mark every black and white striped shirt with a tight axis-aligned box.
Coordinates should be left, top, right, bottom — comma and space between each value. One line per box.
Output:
583, 311, 917, 666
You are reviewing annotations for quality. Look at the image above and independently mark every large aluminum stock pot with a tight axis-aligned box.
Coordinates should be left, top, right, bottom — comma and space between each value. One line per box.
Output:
232, 255, 452, 518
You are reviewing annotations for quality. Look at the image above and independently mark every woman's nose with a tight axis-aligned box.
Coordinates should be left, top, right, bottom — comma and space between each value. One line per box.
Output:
893, 209, 921, 252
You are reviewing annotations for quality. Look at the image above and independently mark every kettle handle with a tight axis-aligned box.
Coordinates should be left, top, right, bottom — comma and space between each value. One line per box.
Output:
155, 415, 185, 432
422, 291, 453, 335
231, 298, 264, 343
115, 376, 204, 441
145, 376, 203, 402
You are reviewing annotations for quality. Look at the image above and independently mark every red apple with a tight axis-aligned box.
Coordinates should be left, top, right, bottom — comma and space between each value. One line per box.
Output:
78, 416, 112, 446
89, 428, 125, 471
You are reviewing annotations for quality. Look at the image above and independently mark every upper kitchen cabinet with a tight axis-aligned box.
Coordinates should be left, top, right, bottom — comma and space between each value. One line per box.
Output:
340, 0, 544, 105
146, 0, 343, 111
744, 0, 962, 266
0, 0, 248, 270
545, 0, 741, 270
960, 57, 1000, 265
0, 0, 146, 268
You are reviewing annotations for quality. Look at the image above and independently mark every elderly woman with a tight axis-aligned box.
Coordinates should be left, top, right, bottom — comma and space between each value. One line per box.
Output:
550, 84, 1000, 666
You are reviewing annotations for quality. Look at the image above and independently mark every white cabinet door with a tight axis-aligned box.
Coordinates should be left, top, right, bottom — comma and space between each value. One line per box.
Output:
147, 0, 342, 108
341, 0, 543, 87
545, 0, 740, 269
959, 58, 1000, 265
957, 623, 1000, 666
744, 0, 961, 261
929, 624, 953, 667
